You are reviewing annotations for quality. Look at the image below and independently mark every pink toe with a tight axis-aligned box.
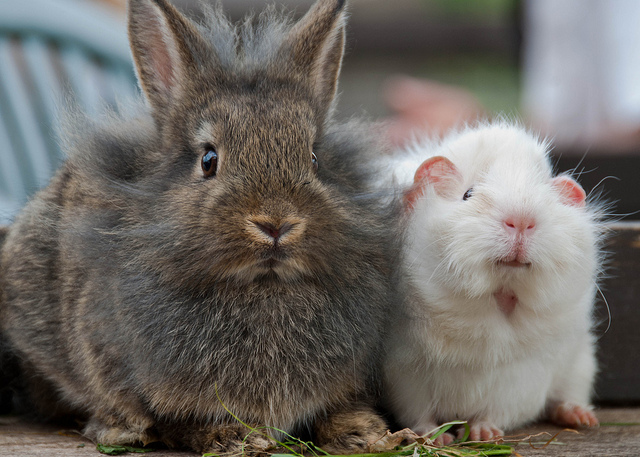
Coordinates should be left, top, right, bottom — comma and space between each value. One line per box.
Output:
433, 432, 454, 446
551, 403, 598, 428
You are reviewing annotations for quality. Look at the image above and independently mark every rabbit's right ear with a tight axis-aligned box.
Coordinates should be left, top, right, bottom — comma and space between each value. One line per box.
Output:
128, 0, 215, 114
283, 0, 347, 117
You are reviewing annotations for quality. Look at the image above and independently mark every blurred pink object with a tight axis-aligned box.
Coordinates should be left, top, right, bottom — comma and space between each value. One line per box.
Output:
383, 76, 485, 146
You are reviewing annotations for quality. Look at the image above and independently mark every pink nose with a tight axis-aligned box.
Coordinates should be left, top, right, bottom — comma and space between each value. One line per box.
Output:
503, 216, 536, 235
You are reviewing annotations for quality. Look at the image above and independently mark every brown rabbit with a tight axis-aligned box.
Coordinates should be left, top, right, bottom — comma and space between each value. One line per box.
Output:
0, 0, 401, 453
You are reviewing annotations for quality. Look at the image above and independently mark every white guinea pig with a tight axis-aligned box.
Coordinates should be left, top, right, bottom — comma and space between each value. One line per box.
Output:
382, 123, 603, 444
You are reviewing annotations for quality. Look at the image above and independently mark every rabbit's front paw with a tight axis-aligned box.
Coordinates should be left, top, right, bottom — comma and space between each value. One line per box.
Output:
84, 412, 157, 446
314, 405, 387, 454
188, 423, 276, 455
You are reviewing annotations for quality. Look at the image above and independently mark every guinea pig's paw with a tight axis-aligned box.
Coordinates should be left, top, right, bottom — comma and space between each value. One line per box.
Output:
412, 422, 454, 446
84, 412, 157, 446
314, 405, 388, 454
462, 420, 503, 442
189, 423, 276, 455
431, 431, 455, 446
549, 401, 599, 428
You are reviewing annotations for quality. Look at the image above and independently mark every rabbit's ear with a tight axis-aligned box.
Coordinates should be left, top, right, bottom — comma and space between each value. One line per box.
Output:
284, 0, 346, 115
128, 0, 213, 113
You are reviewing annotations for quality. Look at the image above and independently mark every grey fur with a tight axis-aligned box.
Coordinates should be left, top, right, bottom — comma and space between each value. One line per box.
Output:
0, 0, 401, 453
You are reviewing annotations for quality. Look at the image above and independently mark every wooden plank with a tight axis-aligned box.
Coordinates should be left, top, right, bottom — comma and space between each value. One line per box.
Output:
594, 222, 640, 404
550, 151, 640, 403
510, 408, 640, 457
0, 416, 186, 457
0, 408, 638, 456
553, 152, 640, 221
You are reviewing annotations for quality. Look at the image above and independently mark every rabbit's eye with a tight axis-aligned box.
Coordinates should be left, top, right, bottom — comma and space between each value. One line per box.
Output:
311, 152, 318, 173
463, 187, 473, 200
201, 147, 218, 177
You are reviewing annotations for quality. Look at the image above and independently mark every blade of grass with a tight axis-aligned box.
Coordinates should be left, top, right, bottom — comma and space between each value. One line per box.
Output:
454, 422, 470, 443
424, 421, 468, 442
214, 385, 328, 457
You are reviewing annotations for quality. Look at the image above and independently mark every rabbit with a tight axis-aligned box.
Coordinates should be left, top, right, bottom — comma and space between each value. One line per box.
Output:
0, 0, 402, 453
380, 122, 603, 443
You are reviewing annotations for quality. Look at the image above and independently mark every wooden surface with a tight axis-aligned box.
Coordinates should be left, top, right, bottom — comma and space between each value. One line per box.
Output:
549, 153, 640, 405
553, 152, 640, 222
0, 408, 638, 456
594, 222, 640, 404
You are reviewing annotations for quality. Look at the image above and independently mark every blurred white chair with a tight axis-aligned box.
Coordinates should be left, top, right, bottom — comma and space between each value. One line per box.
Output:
523, 0, 640, 148
0, 0, 138, 223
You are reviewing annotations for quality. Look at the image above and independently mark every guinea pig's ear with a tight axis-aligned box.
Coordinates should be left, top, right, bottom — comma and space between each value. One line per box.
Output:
128, 0, 214, 114
551, 175, 586, 207
404, 156, 462, 210
282, 0, 346, 117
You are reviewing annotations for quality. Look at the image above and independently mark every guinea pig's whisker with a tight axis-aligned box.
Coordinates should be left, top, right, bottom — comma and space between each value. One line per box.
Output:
594, 282, 612, 336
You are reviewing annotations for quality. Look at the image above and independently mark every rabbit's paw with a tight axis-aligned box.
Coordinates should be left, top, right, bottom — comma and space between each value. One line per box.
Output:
84, 412, 157, 446
549, 401, 598, 428
187, 423, 276, 455
460, 420, 503, 442
314, 405, 387, 454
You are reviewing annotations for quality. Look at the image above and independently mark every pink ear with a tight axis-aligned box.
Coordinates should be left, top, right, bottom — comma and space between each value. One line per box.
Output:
551, 175, 586, 207
404, 156, 462, 210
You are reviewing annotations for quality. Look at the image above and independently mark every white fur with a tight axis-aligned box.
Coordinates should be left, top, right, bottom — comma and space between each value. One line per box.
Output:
382, 122, 602, 435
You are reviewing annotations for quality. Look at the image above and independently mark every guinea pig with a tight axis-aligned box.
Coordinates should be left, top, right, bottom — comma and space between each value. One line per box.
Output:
382, 122, 603, 443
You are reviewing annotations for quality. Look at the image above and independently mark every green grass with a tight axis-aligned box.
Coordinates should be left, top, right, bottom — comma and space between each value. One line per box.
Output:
425, 0, 517, 21
201, 419, 516, 457
96, 443, 155, 455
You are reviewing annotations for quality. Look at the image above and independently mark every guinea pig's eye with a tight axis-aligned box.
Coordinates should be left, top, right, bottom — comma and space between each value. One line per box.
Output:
311, 152, 318, 173
201, 146, 218, 178
463, 188, 473, 200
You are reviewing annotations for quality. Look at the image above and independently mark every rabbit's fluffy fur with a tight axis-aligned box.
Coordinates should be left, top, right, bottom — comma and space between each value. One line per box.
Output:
0, 0, 401, 453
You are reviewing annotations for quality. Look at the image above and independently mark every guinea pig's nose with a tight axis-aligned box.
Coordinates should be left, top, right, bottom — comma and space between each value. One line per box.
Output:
503, 216, 536, 236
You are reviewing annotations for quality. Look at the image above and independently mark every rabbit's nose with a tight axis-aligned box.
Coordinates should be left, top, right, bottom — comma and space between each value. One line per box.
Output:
252, 221, 294, 242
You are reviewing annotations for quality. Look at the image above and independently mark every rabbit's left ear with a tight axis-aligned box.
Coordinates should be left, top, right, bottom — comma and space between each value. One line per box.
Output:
283, 0, 347, 116
128, 0, 214, 114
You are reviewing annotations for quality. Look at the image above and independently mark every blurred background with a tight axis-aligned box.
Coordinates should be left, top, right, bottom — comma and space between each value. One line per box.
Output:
80, 0, 525, 119
0, 0, 638, 406
177, 0, 640, 154
3, 0, 640, 222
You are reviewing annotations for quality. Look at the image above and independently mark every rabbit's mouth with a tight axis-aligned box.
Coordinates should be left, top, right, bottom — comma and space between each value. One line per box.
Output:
253, 249, 310, 282
261, 244, 288, 260
262, 257, 279, 269
257, 247, 288, 270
